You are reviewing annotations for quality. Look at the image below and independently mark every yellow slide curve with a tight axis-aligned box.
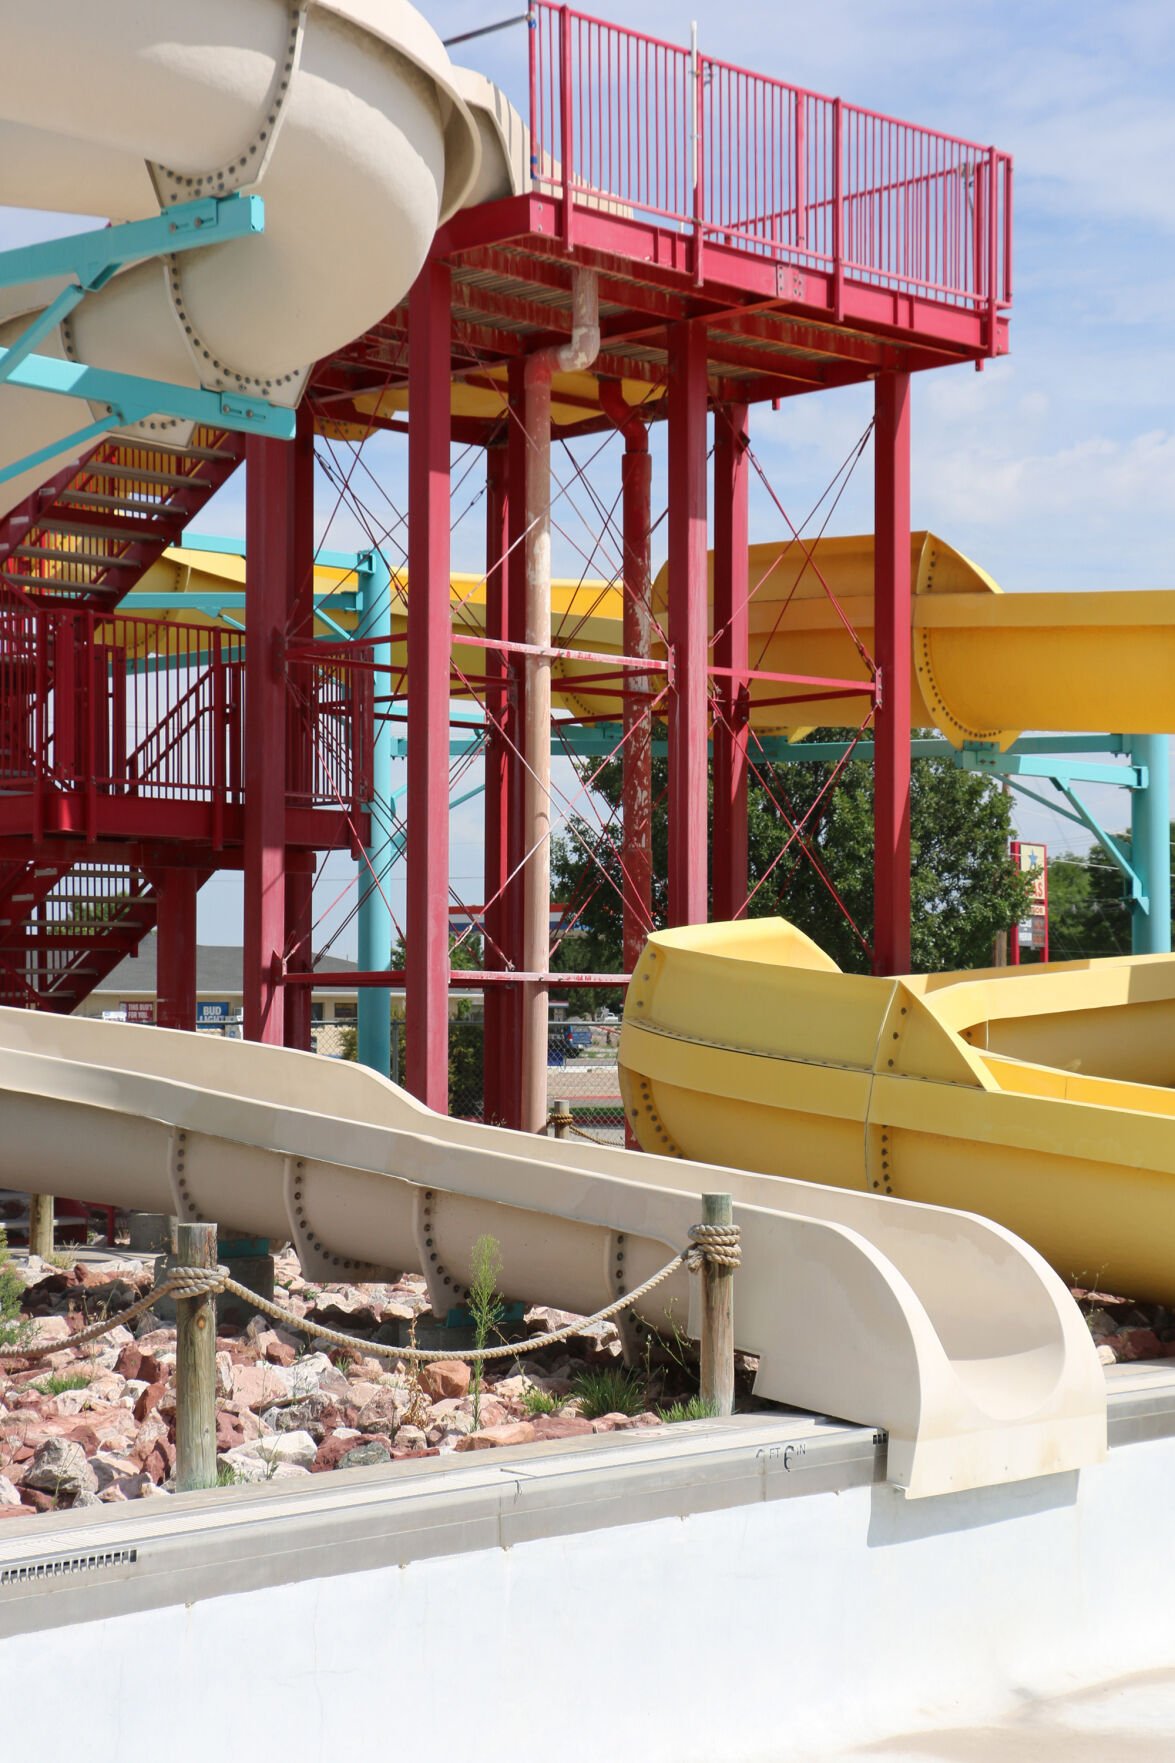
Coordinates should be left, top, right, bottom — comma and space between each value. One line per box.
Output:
134, 530, 1175, 745
621, 920, 1175, 1305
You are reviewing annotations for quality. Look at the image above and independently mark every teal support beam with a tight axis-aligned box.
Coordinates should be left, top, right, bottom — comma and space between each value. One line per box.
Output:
0, 194, 265, 294
0, 351, 295, 484
356, 549, 394, 1078
0, 196, 292, 483
1132, 735, 1172, 955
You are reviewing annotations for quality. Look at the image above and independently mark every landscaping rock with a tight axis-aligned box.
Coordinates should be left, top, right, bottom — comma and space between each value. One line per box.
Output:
0, 1473, 22, 1507
427, 1412, 475, 1446
132, 1381, 167, 1423
19, 1488, 57, 1513
23, 1437, 97, 1498
258, 1393, 342, 1441
454, 1421, 537, 1452
420, 1360, 470, 1401
392, 1423, 429, 1452
528, 1414, 593, 1441
339, 1440, 392, 1471
355, 1390, 410, 1435
230, 1362, 293, 1411
312, 1432, 366, 1473
231, 1430, 319, 1471
307, 1290, 381, 1332
285, 1353, 335, 1398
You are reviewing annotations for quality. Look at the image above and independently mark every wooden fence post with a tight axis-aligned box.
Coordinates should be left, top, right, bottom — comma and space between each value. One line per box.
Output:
551, 1098, 572, 1139
699, 1192, 735, 1417
28, 1195, 53, 1259
175, 1221, 218, 1492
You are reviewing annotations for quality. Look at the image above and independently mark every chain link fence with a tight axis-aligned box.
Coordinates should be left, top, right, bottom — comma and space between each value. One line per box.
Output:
202, 1012, 628, 1144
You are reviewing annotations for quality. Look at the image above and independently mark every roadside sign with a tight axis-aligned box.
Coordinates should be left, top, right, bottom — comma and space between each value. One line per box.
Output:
1010, 841, 1048, 962
123, 1000, 155, 1024
197, 1000, 231, 1025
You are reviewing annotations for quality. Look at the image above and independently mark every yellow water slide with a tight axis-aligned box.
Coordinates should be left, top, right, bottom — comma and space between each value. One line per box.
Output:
620, 920, 1175, 1304
134, 531, 1175, 743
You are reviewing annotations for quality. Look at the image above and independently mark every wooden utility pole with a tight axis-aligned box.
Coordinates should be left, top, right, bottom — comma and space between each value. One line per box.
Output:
175, 1221, 218, 1492
699, 1193, 736, 1417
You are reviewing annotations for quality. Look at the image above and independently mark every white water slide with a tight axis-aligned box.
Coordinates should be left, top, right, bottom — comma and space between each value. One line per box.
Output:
0, 1007, 1105, 1499
0, 4, 1105, 1497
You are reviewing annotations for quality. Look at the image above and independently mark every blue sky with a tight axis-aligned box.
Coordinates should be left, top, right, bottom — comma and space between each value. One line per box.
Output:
3, 1, 1172, 950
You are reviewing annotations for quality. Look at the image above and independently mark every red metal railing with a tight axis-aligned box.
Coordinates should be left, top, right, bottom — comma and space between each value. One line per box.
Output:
0, 605, 372, 822
529, 2, 1012, 312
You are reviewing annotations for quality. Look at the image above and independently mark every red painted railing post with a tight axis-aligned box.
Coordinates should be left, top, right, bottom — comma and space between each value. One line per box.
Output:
872, 371, 912, 976
987, 145, 999, 353
406, 256, 453, 1113
712, 403, 750, 923
211, 638, 225, 851
832, 97, 844, 321
528, 2, 540, 190
559, 4, 575, 246
794, 95, 807, 253
667, 321, 709, 928
692, 34, 706, 283
32, 609, 46, 843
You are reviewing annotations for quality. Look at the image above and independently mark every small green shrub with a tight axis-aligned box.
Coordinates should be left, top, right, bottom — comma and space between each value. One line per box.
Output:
468, 1234, 505, 1429
0, 1227, 31, 1353
520, 1385, 562, 1417
570, 1365, 646, 1420
33, 1370, 91, 1397
657, 1395, 718, 1424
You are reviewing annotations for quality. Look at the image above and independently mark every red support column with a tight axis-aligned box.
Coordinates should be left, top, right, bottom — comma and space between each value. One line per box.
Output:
873, 371, 912, 975
283, 863, 314, 1051
712, 403, 750, 923
667, 322, 709, 928
483, 442, 510, 1125
244, 436, 291, 1045
406, 258, 452, 1112
621, 426, 653, 975
154, 868, 197, 1032
285, 402, 316, 1053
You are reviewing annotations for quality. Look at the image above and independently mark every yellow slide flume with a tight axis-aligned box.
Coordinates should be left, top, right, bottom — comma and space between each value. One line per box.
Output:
620, 919, 1175, 1303
136, 531, 1175, 745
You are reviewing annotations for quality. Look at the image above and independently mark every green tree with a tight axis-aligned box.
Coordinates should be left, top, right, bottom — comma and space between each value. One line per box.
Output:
551, 732, 1031, 976
1046, 827, 1175, 961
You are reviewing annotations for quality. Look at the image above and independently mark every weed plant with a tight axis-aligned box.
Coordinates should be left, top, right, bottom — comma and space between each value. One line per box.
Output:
0, 1227, 31, 1353
657, 1395, 718, 1424
33, 1370, 91, 1397
468, 1234, 505, 1429
571, 1364, 646, 1419
520, 1385, 562, 1417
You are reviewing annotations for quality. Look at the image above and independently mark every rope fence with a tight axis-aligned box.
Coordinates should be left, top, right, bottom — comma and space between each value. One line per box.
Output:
0, 1205, 741, 1489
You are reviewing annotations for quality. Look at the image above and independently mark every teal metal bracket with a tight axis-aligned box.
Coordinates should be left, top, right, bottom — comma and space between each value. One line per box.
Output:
0, 195, 295, 483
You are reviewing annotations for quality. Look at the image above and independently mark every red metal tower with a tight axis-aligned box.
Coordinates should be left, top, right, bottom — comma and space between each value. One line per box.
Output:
0, 6, 1011, 1137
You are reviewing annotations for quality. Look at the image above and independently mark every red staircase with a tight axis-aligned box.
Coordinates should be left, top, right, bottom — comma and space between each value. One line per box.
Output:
0, 863, 162, 1013
0, 426, 247, 610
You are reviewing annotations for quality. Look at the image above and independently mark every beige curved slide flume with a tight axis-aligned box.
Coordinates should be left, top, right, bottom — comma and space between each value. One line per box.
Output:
0, 0, 523, 513
0, 1006, 1105, 1499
